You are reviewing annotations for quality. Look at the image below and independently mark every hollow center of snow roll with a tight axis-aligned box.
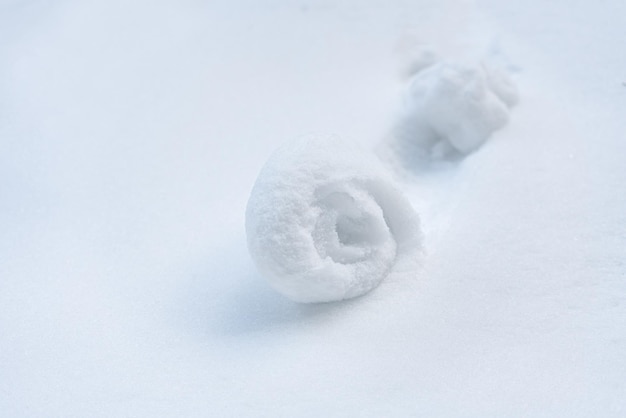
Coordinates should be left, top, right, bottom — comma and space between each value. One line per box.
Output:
313, 184, 390, 264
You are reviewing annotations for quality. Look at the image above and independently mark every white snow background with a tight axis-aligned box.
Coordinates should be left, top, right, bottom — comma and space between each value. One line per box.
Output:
1, 0, 625, 416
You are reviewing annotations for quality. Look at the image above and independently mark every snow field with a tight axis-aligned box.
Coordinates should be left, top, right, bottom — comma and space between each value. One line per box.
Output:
1, 0, 625, 416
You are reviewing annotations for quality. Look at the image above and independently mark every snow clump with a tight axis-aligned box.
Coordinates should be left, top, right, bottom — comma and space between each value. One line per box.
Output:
246, 134, 423, 303
389, 62, 518, 163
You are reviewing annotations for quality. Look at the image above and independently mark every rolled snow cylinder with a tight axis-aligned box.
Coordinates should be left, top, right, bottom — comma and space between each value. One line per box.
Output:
246, 134, 423, 303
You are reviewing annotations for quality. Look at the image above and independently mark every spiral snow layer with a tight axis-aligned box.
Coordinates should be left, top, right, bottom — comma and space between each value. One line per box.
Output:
393, 62, 518, 160
246, 135, 423, 303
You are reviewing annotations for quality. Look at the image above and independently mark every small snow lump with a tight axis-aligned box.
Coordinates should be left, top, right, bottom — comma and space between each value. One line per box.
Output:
391, 62, 517, 161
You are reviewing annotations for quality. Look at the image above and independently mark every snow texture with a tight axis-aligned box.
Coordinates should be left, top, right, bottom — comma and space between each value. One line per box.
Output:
387, 61, 518, 165
246, 134, 422, 303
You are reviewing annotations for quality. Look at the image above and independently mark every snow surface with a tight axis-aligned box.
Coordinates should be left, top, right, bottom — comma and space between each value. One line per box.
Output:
1, 0, 625, 417
246, 134, 421, 302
